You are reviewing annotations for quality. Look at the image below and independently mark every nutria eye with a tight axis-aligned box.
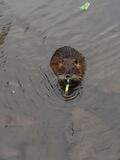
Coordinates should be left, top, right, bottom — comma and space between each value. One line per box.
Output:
74, 60, 78, 64
59, 59, 64, 63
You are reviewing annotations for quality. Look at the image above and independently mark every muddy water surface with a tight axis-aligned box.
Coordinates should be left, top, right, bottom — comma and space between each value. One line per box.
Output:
0, 0, 120, 159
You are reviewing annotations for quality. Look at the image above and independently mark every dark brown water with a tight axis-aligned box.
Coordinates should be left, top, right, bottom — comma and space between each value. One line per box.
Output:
0, 0, 120, 159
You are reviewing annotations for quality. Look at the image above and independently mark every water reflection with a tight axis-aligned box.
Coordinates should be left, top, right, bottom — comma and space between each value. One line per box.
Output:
0, 22, 11, 45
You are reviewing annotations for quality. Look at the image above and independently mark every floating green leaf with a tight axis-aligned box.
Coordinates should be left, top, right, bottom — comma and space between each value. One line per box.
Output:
79, 2, 90, 11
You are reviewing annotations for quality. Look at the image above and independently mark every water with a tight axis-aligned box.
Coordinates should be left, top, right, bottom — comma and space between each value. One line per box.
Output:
0, 0, 120, 159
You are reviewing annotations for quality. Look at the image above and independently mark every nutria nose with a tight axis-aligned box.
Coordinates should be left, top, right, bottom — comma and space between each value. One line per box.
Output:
65, 74, 71, 79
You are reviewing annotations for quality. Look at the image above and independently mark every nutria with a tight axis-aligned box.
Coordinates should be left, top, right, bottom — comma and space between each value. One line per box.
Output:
50, 46, 86, 97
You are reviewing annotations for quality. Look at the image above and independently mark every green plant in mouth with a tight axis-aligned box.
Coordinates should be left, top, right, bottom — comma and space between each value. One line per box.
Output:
64, 79, 70, 95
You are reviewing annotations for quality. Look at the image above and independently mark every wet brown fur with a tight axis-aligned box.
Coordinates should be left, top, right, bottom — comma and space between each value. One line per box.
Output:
50, 46, 86, 80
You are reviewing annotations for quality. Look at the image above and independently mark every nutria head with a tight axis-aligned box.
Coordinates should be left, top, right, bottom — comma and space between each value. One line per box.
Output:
50, 46, 86, 97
